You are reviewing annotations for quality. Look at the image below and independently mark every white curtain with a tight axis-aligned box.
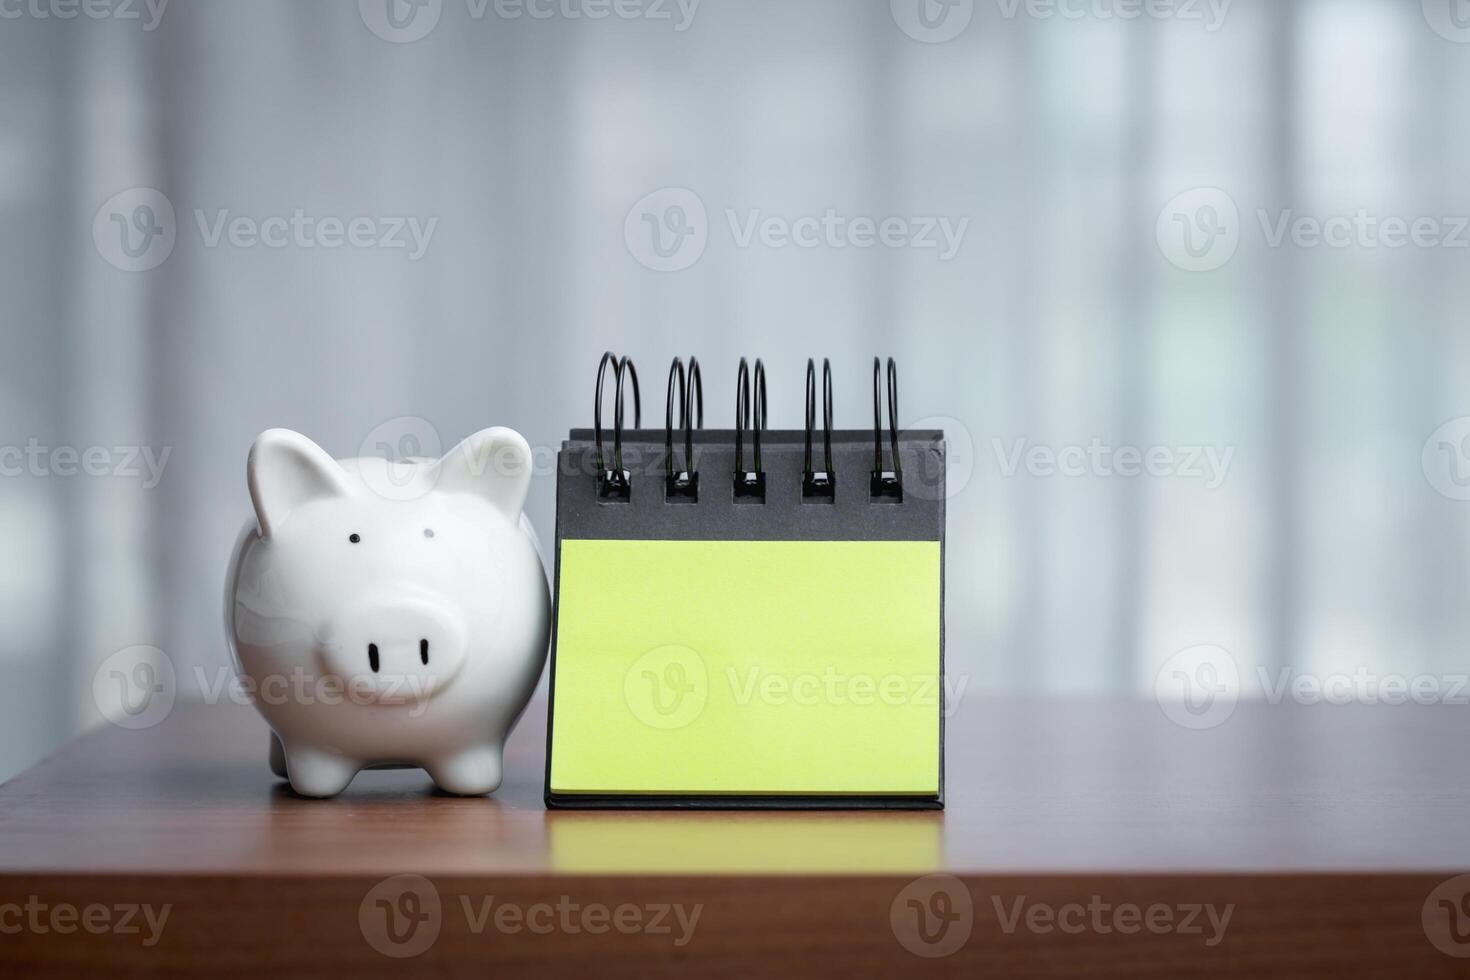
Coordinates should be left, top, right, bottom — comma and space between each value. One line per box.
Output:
4, 0, 1469, 779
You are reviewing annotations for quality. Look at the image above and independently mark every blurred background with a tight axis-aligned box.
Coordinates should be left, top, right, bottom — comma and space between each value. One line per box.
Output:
4, 0, 1470, 780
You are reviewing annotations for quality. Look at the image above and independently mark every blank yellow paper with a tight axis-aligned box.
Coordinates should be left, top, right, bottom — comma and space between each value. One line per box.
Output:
549, 539, 942, 796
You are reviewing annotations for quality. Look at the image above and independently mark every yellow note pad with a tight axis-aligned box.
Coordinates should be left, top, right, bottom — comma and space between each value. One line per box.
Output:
549, 539, 942, 796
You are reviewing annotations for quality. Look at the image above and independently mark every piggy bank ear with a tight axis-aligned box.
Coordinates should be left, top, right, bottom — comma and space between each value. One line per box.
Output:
433, 427, 534, 520
247, 429, 353, 539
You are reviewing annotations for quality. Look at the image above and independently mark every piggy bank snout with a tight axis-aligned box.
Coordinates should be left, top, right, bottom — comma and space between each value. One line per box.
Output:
319, 593, 468, 704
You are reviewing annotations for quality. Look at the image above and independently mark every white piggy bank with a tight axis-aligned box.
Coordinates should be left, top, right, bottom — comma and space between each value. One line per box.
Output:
225, 427, 549, 798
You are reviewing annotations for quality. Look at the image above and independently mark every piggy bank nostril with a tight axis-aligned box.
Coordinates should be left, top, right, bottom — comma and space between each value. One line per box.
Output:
420, 639, 429, 665
368, 643, 380, 674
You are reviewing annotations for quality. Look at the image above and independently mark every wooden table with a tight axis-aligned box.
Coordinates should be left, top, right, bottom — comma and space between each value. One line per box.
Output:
0, 697, 1467, 977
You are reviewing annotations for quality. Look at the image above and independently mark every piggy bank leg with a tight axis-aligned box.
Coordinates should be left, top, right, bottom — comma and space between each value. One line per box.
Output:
426, 745, 503, 796
269, 733, 287, 779
283, 746, 360, 798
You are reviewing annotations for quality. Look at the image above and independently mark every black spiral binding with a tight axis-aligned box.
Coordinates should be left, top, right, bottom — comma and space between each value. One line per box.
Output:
665, 356, 703, 502
871, 356, 902, 501
803, 358, 835, 501
594, 351, 640, 501
733, 358, 767, 502
589, 354, 908, 506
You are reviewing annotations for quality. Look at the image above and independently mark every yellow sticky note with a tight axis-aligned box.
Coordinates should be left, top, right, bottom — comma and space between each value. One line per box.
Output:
549, 539, 942, 797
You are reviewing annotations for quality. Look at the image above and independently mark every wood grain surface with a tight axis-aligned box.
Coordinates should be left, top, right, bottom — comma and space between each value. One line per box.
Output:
0, 698, 1467, 976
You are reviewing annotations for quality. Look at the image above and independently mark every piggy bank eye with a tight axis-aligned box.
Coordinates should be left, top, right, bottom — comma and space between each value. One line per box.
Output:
349, 533, 361, 544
